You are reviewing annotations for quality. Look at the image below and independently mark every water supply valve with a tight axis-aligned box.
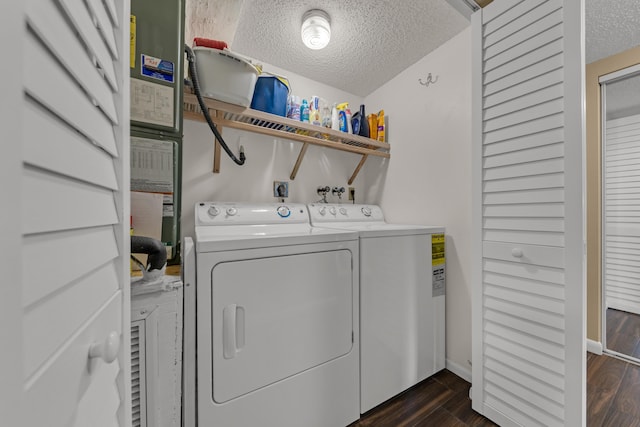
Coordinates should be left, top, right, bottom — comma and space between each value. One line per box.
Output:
317, 186, 330, 203
332, 186, 346, 199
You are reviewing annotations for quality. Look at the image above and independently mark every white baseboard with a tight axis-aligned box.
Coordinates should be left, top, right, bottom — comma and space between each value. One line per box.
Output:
587, 339, 603, 355
446, 358, 472, 383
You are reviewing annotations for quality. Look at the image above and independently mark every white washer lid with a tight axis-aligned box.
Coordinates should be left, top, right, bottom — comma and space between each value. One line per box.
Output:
195, 223, 358, 252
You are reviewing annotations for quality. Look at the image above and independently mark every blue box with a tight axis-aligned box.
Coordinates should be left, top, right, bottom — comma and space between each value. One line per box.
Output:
250, 76, 289, 117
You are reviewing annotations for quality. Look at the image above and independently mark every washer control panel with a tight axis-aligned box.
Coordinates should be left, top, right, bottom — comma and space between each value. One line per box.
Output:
308, 204, 385, 223
196, 202, 309, 226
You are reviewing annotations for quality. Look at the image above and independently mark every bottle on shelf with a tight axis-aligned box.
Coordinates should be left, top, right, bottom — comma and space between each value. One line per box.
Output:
357, 104, 369, 137
377, 110, 385, 142
331, 103, 340, 130
345, 105, 353, 134
337, 102, 353, 133
309, 96, 322, 126
288, 95, 301, 121
300, 99, 310, 123
367, 113, 378, 140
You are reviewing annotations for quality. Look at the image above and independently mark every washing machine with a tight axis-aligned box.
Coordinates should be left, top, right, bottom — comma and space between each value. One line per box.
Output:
308, 203, 446, 414
182, 202, 360, 427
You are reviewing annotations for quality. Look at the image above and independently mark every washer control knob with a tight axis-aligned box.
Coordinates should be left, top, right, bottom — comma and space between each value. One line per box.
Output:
318, 206, 327, 216
277, 206, 291, 218
329, 206, 337, 215
208, 206, 220, 217
361, 206, 372, 217
339, 207, 347, 215
226, 207, 238, 216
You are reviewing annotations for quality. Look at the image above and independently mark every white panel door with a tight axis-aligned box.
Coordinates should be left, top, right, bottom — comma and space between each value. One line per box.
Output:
472, 1, 585, 426
12, 0, 131, 426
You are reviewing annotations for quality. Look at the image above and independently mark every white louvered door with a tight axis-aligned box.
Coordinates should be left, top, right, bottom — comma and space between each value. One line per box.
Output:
604, 113, 640, 315
472, 1, 585, 426
18, 0, 131, 426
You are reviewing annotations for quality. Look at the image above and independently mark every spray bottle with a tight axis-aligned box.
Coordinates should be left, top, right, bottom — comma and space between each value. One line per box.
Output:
331, 103, 340, 130
345, 105, 353, 134
337, 102, 353, 133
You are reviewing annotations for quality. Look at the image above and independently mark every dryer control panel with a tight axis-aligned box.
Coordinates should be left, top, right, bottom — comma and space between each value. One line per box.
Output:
196, 202, 310, 226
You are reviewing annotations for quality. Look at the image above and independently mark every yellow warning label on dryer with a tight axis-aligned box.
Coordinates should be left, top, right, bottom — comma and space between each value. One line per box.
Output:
432, 233, 445, 297
432, 233, 445, 266
130, 15, 136, 68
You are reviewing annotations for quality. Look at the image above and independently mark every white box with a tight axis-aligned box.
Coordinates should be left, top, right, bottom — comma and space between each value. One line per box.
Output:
193, 47, 259, 107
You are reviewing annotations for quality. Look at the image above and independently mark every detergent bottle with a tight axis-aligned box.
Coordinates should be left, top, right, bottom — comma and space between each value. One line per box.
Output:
337, 102, 352, 133
357, 104, 369, 137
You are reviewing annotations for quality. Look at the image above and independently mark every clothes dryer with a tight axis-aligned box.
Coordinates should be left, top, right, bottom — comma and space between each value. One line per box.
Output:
183, 202, 360, 427
308, 204, 445, 414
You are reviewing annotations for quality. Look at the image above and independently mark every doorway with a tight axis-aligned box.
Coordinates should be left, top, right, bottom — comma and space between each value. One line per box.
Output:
601, 65, 640, 362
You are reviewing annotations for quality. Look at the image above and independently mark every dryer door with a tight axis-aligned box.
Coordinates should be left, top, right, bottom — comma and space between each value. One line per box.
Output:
210, 249, 353, 403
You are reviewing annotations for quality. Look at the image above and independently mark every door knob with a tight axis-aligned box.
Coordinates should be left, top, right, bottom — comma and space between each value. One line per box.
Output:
89, 331, 120, 365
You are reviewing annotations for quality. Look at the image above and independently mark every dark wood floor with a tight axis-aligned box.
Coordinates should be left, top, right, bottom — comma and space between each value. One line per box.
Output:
349, 370, 497, 427
348, 354, 640, 427
588, 352, 640, 426
607, 308, 640, 358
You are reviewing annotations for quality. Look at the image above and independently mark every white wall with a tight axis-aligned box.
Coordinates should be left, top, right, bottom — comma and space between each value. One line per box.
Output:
364, 27, 473, 378
181, 62, 366, 239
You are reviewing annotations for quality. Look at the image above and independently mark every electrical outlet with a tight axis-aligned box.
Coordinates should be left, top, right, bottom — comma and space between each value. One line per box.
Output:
273, 181, 289, 198
348, 187, 355, 200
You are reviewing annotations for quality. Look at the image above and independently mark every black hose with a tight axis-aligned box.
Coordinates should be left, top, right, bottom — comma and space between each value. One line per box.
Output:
185, 44, 246, 166
131, 236, 167, 271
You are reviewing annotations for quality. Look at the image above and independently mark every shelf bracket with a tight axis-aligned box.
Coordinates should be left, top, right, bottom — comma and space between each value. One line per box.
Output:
290, 142, 309, 180
348, 154, 369, 185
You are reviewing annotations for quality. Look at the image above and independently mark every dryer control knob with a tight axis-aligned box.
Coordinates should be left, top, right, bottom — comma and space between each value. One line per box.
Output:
226, 207, 238, 216
361, 206, 372, 217
277, 206, 291, 218
329, 206, 337, 215
339, 207, 347, 215
208, 206, 220, 217
318, 206, 327, 215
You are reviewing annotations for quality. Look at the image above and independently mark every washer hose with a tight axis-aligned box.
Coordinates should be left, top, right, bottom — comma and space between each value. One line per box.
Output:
185, 44, 246, 165
131, 235, 167, 271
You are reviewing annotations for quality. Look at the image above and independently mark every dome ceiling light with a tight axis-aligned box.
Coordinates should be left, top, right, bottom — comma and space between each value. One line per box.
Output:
301, 9, 331, 50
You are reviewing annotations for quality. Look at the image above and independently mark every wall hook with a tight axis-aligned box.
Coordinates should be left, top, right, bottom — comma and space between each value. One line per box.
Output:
418, 73, 439, 87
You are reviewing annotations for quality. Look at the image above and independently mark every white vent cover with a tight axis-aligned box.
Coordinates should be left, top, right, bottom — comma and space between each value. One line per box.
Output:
131, 320, 147, 427
130, 280, 183, 427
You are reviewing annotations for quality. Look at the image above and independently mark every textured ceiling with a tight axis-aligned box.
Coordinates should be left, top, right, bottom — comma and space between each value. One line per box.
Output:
586, 0, 640, 64
229, 0, 469, 96
585, 0, 640, 119
185, 0, 640, 97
